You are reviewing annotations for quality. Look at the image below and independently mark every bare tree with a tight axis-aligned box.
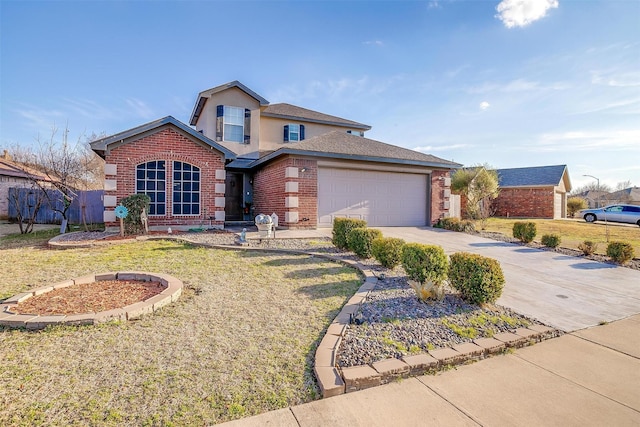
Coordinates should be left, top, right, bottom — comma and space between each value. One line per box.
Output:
7, 125, 105, 231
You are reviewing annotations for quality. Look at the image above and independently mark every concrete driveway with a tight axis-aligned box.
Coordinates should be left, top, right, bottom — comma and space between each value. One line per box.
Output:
376, 227, 640, 332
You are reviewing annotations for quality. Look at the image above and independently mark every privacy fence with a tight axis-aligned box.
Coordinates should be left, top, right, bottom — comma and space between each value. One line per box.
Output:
8, 188, 104, 225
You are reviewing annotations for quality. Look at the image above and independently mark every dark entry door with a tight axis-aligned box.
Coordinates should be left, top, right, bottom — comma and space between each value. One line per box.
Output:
225, 172, 244, 221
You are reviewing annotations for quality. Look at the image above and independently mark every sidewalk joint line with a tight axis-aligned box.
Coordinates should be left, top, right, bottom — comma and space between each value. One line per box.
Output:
415, 377, 484, 426
569, 332, 640, 360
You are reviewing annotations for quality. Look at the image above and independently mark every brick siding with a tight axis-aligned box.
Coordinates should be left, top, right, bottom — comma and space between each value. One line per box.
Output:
253, 156, 318, 229
103, 127, 226, 229
430, 170, 451, 225
494, 187, 555, 218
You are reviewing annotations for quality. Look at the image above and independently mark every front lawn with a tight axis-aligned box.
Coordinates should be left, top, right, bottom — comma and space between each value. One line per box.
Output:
477, 218, 640, 256
0, 239, 361, 426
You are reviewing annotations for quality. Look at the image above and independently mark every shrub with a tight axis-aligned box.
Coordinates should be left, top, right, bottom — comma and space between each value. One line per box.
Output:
578, 240, 598, 256
347, 227, 383, 258
401, 243, 448, 285
512, 221, 536, 243
120, 194, 151, 235
606, 241, 635, 264
541, 234, 561, 249
449, 252, 505, 305
567, 197, 587, 218
435, 217, 476, 233
332, 218, 367, 249
371, 237, 405, 269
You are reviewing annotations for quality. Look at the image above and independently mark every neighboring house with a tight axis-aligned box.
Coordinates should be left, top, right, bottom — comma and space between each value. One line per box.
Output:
0, 152, 51, 220
607, 187, 640, 206
575, 189, 611, 209
91, 81, 461, 231
493, 165, 572, 219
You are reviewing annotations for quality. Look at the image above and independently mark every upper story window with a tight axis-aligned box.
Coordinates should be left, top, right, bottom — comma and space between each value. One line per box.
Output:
347, 130, 364, 137
172, 161, 200, 216
216, 105, 251, 143
284, 124, 305, 142
136, 161, 166, 216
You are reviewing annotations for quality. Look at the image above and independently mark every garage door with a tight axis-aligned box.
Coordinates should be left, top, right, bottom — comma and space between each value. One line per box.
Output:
318, 168, 428, 227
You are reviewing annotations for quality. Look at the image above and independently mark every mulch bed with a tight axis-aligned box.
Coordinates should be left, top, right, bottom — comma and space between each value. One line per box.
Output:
12, 280, 165, 315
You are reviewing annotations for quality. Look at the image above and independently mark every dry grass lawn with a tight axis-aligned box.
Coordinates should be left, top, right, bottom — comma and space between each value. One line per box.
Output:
0, 237, 361, 426
478, 218, 640, 256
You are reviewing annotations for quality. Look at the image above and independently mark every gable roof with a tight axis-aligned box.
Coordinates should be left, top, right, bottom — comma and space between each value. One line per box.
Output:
261, 103, 371, 130
0, 158, 49, 181
496, 165, 570, 189
244, 131, 461, 169
189, 80, 269, 126
609, 187, 640, 202
90, 116, 237, 159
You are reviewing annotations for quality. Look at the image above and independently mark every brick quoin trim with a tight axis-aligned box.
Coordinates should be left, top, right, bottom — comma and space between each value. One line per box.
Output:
494, 187, 555, 218
430, 170, 451, 225
253, 156, 317, 229
103, 127, 227, 230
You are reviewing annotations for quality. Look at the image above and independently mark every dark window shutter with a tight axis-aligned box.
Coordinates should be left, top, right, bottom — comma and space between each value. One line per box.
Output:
300, 124, 305, 141
244, 109, 251, 144
284, 125, 289, 142
216, 105, 223, 141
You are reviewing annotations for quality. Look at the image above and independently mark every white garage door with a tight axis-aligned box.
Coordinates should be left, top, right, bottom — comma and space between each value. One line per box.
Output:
318, 168, 428, 227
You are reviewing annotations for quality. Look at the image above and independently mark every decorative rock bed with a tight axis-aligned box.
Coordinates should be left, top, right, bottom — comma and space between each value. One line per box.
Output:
0, 272, 183, 330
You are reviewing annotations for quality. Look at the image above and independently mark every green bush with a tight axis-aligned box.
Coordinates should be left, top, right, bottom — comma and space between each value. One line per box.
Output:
567, 197, 587, 218
347, 227, 383, 258
541, 234, 561, 248
513, 221, 537, 243
578, 240, 598, 256
120, 194, 151, 235
449, 252, 505, 305
401, 243, 448, 285
332, 218, 367, 249
606, 241, 635, 264
435, 217, 476, 233
371, 237, 405, 269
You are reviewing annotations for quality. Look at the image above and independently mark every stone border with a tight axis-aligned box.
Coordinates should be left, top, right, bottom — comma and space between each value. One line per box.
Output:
0, 272, 183, 330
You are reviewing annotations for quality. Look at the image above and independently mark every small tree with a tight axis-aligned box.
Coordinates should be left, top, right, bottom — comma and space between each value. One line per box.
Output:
7, 184, 46, 234
567, 197, 587, 218
451, 164, 500, 229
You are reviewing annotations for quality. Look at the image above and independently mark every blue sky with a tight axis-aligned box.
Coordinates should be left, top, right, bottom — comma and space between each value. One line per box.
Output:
1, 0, 638, 189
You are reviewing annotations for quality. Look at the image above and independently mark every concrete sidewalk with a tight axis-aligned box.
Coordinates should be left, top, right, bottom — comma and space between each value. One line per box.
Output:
219, 315, 640, 426
217, 226, 640, 426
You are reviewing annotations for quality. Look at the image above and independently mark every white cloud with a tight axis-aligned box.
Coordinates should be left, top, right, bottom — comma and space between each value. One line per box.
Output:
533, 129, 640, 152
591, 71, 640, 87
125, 98, 155, 120
428, 1, 441, 9
480, 101, 491, 110
363, 40, 384, 46
496, 0, 558, 28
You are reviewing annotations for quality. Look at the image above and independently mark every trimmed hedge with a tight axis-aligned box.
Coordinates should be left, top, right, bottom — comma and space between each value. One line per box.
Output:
513, 221, 536, 243
371, 237, 405, 269
449, 252, 505, 305
541, 234, 561, 248
434, 217, 476, 233
606, 241, 634, 264
347, 227, 383, 258
401, 243, 448, 285
332, 217, 367, 249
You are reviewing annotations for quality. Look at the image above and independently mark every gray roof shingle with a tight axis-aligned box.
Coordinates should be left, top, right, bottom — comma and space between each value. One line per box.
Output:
497, 165, 568, 187
251, 131, 461, 169
261, 103, 371, 130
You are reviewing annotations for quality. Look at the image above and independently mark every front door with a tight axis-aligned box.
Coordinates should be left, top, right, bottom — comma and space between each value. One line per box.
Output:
225, 172, 244, 221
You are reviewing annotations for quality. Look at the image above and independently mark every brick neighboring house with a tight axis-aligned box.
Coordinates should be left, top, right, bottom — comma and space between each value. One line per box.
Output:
493, 165, 572, 219
91, 81, 461, 231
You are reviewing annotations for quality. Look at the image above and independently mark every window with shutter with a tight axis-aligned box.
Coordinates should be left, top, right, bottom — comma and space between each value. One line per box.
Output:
244, 109, 251, 144
216, 105, 246, 143
284, 124, 304, 142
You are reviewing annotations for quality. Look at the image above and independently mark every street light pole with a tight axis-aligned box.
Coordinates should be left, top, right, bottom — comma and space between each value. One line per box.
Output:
583, 174, 609, 242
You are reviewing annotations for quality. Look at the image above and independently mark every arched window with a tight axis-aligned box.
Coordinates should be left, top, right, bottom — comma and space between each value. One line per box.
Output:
173, 161, 200, 215
136, 161, 166, 215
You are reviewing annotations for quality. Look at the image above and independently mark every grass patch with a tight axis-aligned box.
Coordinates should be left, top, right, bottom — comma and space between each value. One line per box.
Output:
478, 218, 640, 256
0, 239, 361, 425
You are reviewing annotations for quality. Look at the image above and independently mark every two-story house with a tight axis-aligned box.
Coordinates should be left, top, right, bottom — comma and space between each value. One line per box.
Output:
91, 81, 460, 230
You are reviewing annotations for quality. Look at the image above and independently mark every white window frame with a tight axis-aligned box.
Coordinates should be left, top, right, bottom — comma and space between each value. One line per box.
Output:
223, 106, 244, 143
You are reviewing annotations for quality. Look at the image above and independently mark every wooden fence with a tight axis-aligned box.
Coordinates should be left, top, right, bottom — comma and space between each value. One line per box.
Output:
7, 188, 104, 225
